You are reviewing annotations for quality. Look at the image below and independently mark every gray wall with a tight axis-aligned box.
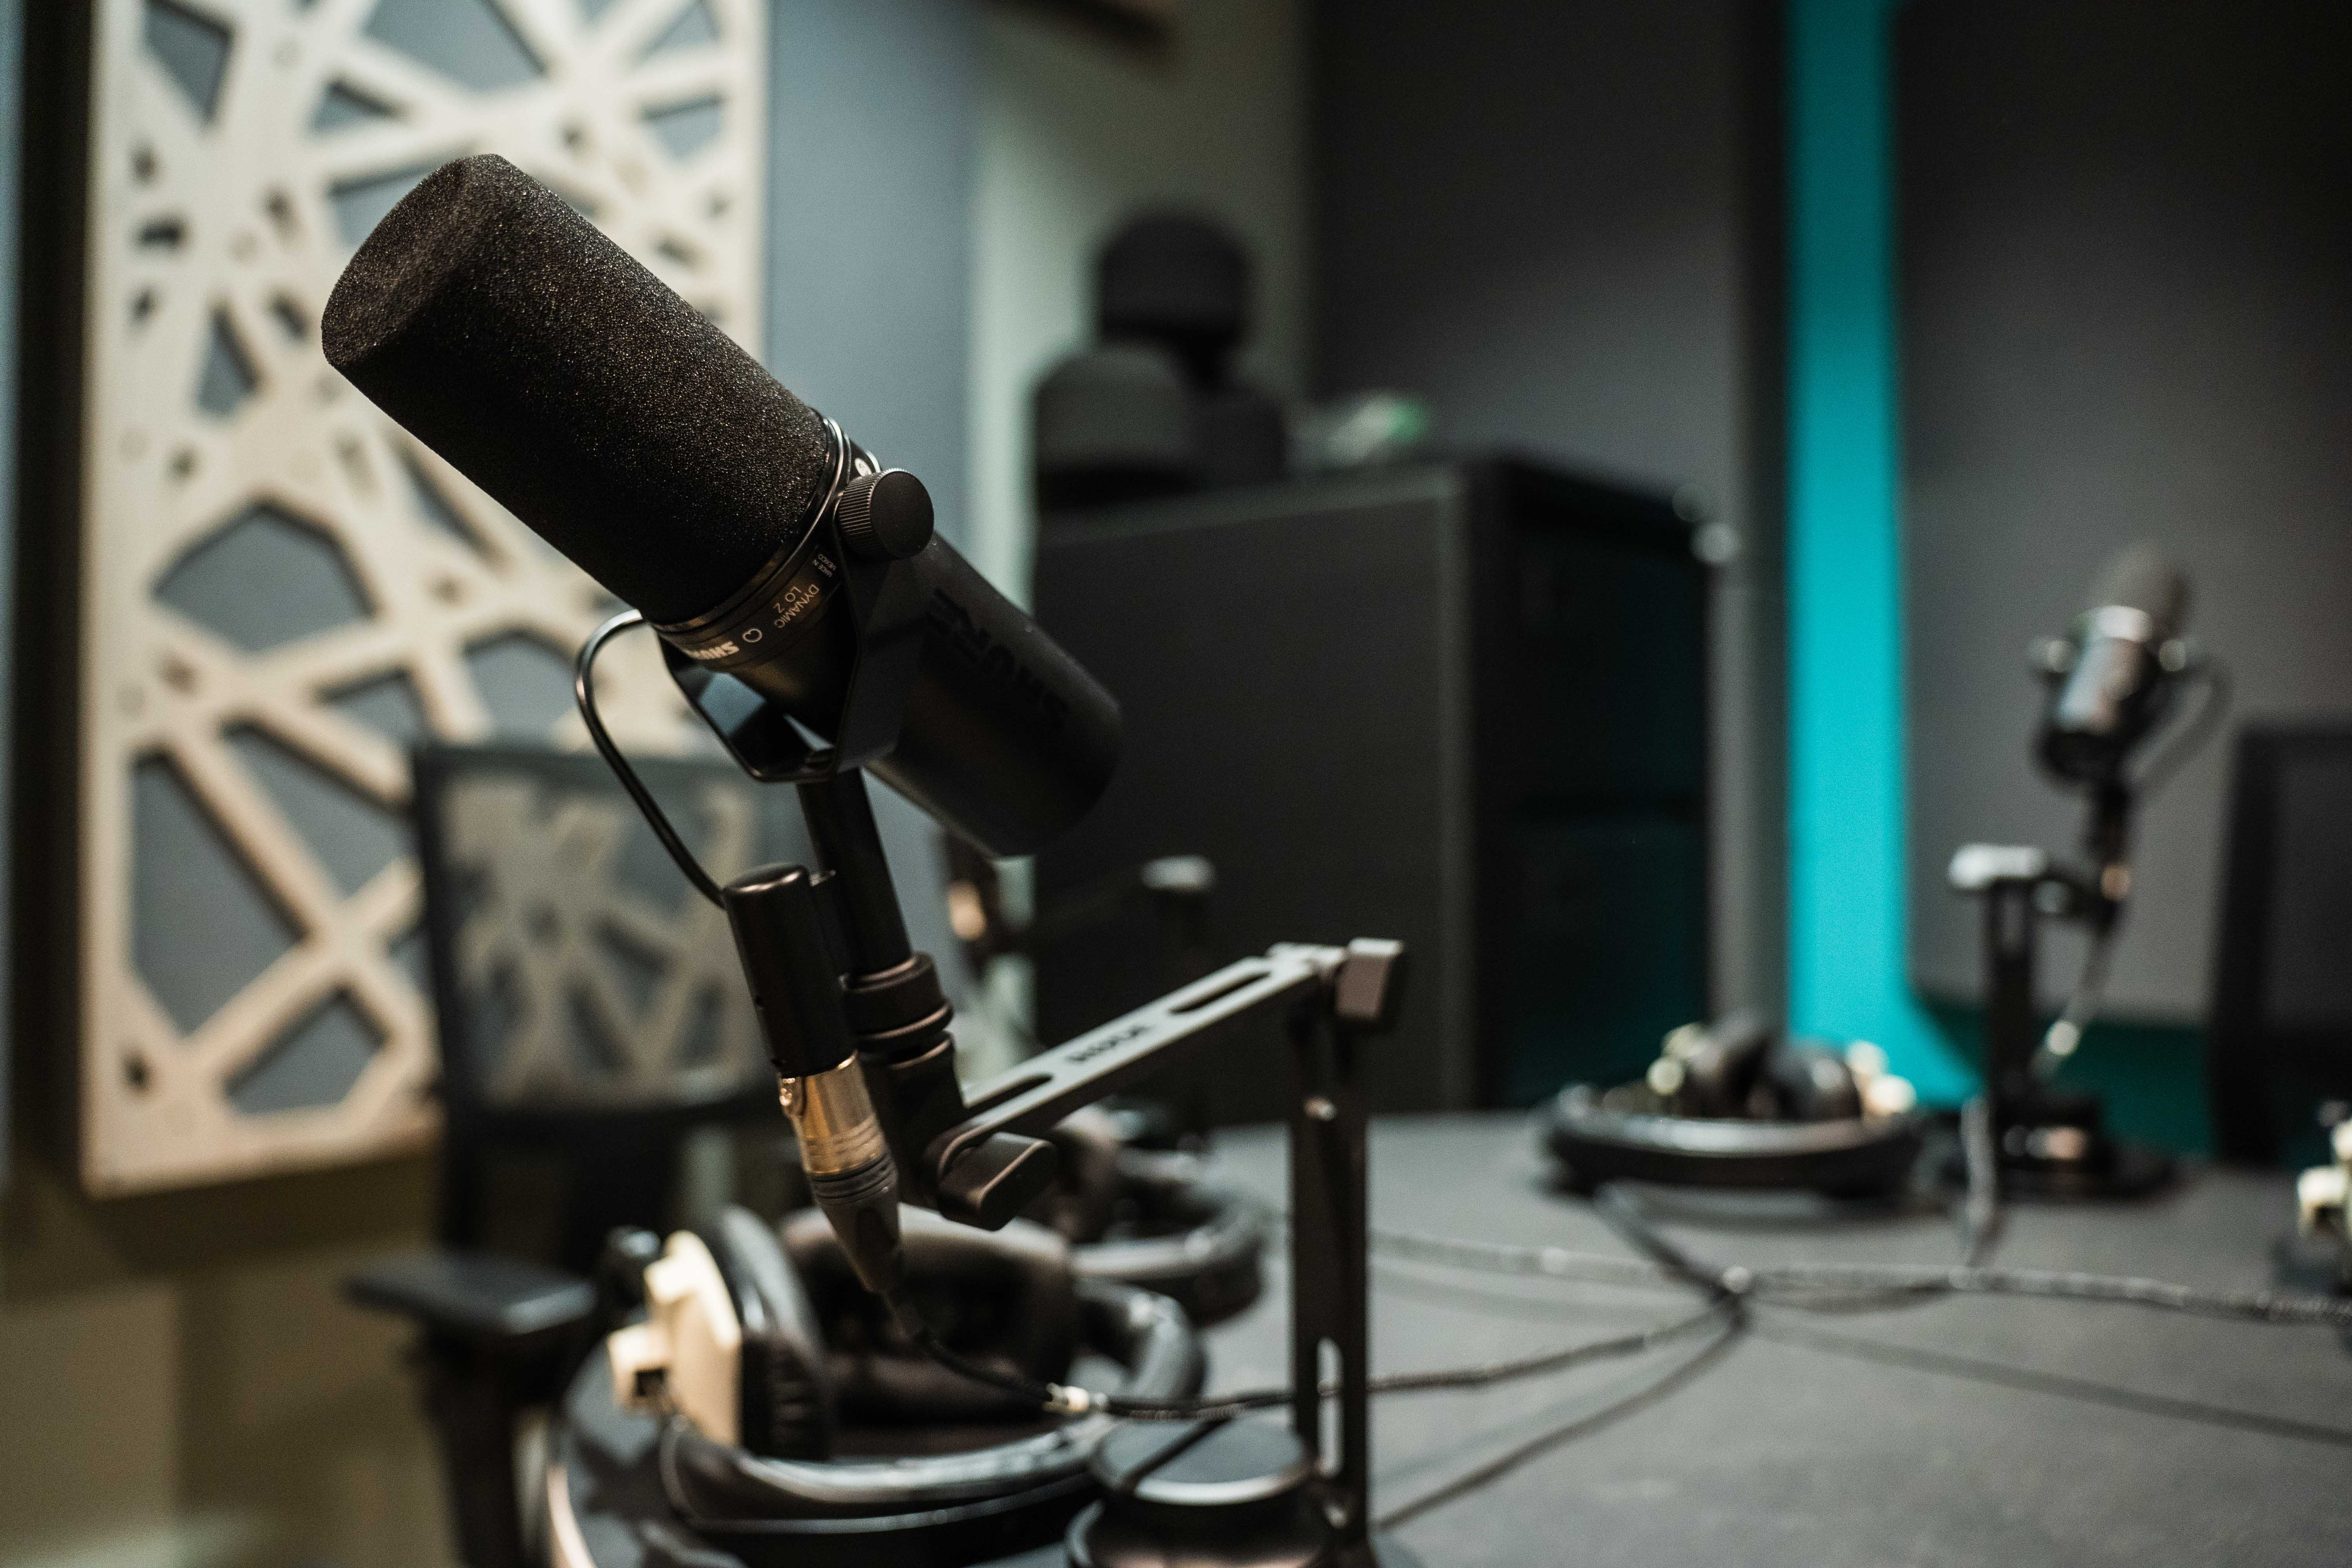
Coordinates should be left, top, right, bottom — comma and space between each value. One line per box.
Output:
765, 0, 984, 1020
1312, 0, 1784, 1018
1900, 0, 2352, 1021
769, 0, 975, 547
967, 0, 1308, 599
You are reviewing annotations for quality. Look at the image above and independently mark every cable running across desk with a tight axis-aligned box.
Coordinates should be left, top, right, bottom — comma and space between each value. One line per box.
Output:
909, 1294, 1737, 1422
1368, 1209, 2352, 1328
1360, 1171, 2350, 1531
946, 1137, 2347, 1434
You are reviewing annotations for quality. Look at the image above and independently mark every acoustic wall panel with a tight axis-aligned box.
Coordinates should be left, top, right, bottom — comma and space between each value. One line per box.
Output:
421, 750, 790, 1113
56, 0, 768, 1193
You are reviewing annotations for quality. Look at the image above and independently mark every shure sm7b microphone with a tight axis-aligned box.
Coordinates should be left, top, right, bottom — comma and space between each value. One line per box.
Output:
324, 153, 1123, 1324
2036, 542, 2191, 789
322, 154, 1119, 859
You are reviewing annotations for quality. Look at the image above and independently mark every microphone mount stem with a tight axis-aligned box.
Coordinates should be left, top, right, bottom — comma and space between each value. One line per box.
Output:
796, 770, 913, 974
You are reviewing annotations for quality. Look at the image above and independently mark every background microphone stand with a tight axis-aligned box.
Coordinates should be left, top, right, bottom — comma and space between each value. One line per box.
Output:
583, 531, 1423, 1564
1949, 828, 2173, 1199
1940, 590, 2227, 1203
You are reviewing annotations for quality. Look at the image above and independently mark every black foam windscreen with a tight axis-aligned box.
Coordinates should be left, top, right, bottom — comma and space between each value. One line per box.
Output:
2086, 541, 2190, 639
323, 154, 831, 625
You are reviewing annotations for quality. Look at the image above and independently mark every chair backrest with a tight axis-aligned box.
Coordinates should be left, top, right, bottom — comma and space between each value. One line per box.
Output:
2207, 725, 2352, 1164
414, 743, 813, 1272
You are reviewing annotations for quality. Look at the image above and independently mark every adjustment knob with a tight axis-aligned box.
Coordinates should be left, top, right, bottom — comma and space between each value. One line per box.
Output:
834, 468, 935, 561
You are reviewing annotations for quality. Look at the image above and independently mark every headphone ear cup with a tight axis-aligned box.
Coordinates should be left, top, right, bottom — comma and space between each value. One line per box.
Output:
784, 1208, 1080, 1426
1763, 1045, 1865, 1123
702, 1207, 837, 1461
1664, 1012, 1777, 1117
1023, 1109, 1270, 1327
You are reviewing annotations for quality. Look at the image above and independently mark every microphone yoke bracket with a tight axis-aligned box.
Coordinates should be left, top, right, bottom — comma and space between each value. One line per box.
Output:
664, 539, 930, 787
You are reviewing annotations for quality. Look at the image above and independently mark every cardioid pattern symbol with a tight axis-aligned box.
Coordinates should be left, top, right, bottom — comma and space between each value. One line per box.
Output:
80, 0, 768, 1193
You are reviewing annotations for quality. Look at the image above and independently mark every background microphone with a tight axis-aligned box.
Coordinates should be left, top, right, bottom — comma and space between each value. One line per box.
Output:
2035, 541, 2190, 789
321, 154, 1118, 858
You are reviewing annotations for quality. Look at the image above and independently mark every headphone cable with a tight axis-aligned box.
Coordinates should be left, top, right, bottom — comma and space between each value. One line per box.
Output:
898, 1292, 1737, 1423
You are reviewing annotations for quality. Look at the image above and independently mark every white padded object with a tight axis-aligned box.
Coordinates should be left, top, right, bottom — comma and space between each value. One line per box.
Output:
607, 1231, 742, 1447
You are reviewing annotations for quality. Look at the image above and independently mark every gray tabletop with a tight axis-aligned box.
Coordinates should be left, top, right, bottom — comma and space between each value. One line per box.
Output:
1186, 1114, 2352, 1568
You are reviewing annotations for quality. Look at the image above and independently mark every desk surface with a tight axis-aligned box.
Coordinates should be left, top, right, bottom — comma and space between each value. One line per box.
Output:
1192, 1114, 2352, 1568
562, 1114, 2352, 1567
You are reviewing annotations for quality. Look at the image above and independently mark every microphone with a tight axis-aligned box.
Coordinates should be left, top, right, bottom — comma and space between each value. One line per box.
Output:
323, 155, 1118, 1321
321, 154, 1119, 859
2035, 542, 2190, 788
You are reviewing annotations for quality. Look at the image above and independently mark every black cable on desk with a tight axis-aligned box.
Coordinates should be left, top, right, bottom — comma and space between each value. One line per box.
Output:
907, 1294, 1737, 1423
1368, 1225, 1681, 1289
1590, 1184, 1750, 1299
1749, 1317, 2352, 1450
1005, 1159, 2343, 1521
1365, 1217, 2352, 1329
917, 1168, 2350, 1527
1365, 1295, 1737, 1394
1360, 1102, 2003, 1292
1355, 1197, 2352, 1534
1754, 1260, 2352, 1325
1372, 1310, 1748, 1533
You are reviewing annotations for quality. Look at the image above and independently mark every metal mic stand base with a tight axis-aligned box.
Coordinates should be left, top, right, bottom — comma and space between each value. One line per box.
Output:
1067, 1519, 1427, 1568
1940, 1131, 2176, 1201
1061, 1420, 1427, 1568
1046, 947, 1426, 1567
916, 941, 1423, 1568
1953, 860, 2176, 1203
1944, 1100, 2174, 1201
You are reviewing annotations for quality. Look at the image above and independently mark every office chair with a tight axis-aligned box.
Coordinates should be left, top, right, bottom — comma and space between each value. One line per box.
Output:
347, 743, 813, 1568
2207, 725, 2352, 1167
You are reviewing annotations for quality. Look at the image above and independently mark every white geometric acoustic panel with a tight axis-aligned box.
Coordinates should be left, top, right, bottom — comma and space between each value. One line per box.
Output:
437, 766, 772, 1111
76, 0, 767, 1192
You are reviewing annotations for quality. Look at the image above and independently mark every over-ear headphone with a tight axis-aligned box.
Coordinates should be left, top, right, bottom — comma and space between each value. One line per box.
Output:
601, 1204, 1204, 1567
1540, 1013, 1927, 1196
1028, 1107, 1270, 1325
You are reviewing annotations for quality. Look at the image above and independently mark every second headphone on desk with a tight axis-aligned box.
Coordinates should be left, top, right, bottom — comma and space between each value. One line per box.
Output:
1025, 1106, 1269, 1326
1540, 1011, 1927, 1196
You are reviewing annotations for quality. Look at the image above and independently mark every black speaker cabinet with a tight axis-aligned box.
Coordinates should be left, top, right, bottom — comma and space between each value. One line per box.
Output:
1031, 457, 1710, 1122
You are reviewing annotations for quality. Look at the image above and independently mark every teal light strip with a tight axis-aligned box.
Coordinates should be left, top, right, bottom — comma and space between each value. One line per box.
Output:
1786, 0, 1968, 1100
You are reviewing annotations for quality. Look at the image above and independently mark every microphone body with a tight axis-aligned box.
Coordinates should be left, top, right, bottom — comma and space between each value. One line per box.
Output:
2035, 543, 2189, 788
323, 155, 1117, 857
670, 525, 1123, 857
